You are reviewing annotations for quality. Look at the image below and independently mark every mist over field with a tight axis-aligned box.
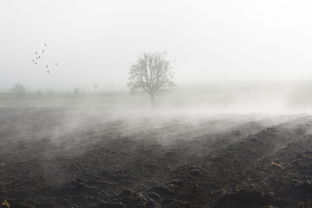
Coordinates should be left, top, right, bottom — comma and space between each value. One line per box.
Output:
2, 79, 312, 115
2, 0, 312, 207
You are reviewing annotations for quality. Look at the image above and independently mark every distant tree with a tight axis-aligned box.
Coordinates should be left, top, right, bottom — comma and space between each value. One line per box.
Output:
10, 83, 27, 95
94, 84, 98, 93
74, 87, 80, 95
128, 51, 175, 104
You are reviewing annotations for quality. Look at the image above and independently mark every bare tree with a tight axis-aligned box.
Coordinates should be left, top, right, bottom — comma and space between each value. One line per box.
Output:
10, 83, 27, 95
128, 52, 175, 104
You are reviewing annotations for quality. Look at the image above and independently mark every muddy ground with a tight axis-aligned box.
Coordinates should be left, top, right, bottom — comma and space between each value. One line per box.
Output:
0, 107, 312, 208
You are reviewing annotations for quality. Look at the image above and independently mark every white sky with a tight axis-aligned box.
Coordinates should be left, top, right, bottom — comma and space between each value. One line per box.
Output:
1, 0, 312, 91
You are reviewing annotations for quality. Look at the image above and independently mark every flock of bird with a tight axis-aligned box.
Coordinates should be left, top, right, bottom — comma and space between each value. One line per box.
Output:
32, 43, 58, 74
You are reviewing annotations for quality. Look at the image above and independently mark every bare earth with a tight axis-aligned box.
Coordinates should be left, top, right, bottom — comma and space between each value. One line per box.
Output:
0, 107, 311, 208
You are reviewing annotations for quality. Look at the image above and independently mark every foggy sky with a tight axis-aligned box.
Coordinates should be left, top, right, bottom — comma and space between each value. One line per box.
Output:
1, 0, 312, 91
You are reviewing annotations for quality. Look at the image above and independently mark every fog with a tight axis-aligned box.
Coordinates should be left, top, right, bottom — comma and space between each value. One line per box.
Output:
2, 0, 312, 92
1, 0, 312, 142
3, 2, 312, 206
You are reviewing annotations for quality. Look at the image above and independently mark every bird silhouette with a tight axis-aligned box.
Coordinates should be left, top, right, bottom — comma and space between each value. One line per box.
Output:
32, 43, 59, 73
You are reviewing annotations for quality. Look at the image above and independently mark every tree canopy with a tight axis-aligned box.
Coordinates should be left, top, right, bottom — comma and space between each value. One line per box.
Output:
128, 52, 174, 104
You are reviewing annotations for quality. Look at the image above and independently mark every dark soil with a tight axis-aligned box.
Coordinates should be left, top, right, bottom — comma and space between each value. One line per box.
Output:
0, 108, 312, 208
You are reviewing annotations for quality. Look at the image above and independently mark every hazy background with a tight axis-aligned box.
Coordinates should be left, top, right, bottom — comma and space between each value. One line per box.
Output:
2, 0, 312, 92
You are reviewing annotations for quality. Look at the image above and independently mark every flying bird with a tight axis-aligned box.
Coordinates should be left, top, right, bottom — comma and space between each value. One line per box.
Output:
32, 43, 59, 74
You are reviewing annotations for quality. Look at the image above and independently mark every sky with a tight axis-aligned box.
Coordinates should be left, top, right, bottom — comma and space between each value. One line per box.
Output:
1, 0, 312, 91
